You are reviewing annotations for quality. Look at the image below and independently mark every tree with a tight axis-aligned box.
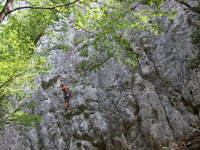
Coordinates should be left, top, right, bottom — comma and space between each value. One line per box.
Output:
0, 0, 174, 128
0, 0, 60, 128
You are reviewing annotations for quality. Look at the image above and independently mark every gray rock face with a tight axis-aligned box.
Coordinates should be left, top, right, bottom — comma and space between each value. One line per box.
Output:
1, 1, 200, 150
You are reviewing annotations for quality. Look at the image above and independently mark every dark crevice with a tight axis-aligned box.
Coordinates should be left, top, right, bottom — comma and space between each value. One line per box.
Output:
194, 109, 199, 115
41, 75, 59, 89
175, 0, 200, 14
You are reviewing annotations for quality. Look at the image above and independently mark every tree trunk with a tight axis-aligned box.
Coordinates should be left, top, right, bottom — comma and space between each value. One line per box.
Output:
0, 0, 14, 23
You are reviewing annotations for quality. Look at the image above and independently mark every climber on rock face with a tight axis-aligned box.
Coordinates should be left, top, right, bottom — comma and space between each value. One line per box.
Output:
60, 83, 70, 110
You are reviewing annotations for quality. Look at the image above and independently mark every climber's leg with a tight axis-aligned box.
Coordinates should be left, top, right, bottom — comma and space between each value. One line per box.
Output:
64, 98, 69, 110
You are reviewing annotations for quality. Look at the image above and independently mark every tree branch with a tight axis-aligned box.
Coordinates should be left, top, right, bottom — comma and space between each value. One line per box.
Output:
0, 69, 23, 92
0, 69, 17, 89
9, 0, 79, 13
54, 9, 92, 33
0, 0, 14, 23
0, 0, 80, 23
91, 0, 121, 10
175, 0, 200, 14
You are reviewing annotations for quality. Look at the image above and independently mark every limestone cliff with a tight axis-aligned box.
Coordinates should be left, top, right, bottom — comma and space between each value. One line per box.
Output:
0, 0, 200, 150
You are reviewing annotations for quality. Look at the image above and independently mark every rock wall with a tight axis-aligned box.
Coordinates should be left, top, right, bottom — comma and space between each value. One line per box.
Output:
1, 0, 200, 150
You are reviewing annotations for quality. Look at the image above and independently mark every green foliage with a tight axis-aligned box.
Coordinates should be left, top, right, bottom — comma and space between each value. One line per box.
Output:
0, 100, 41, 128
72, 0, 174, 74
0, 12, 52, 98
0, 0, 58, 129
141, 0, 164, 6
8, 111, 42, 127
189, 28, 200, 69
192, 28, 200, 44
